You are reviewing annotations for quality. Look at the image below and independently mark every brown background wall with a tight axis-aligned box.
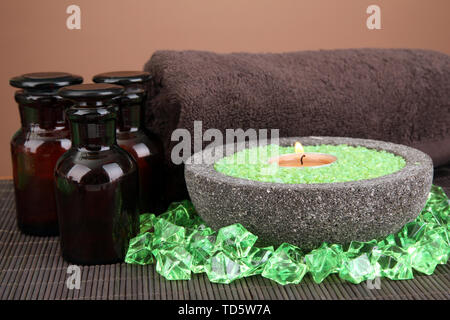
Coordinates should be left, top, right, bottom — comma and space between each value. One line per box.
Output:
0, 0, 449, 177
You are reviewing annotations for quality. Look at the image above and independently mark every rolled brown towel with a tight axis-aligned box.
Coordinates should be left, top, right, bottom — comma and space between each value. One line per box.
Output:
144, 49, 450, 202
434, 165, 450, 196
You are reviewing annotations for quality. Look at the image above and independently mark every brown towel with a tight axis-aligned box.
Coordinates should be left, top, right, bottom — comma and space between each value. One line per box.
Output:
144, 49, 450, 202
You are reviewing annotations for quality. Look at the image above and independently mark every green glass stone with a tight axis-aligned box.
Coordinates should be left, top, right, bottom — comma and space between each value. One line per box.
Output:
186, 225, 215, 243
167, 200, 197, 216
152, 219, 186, 254
330, 243, 344, 254
189, 215, 207, 229
408, 244, 439, 275
419, 185, 450, 226
187, 232, 216, 273
371, 245, 413, 280
261, 243, 307, 285
420, 210, 448, 227
429, 226, 450, 247
380, 244, 407, 259
304, 243, 342, 283
398, 221, 430, 248
407, 226, 449, 274
159, 204, 192, 227
125, 232, 154, 265
339, 254, 375, 284
197, 224, 215, 234
242, 246, 274, 277
139, 213, 157, 234
420, 228, 449, 264
164, 200, 206, 228
377, 234, 401, 248
155, 245, 193, 280
346, 239, 378, 258
426, 185, 450, 210
206, 251, 250, 284
215, 223, 258, 259
374, 255, 413, 280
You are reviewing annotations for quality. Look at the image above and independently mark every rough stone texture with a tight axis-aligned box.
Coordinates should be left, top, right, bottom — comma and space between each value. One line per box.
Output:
185, 137, 433, 250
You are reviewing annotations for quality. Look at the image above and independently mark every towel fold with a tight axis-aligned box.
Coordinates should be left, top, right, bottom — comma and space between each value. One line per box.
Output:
144, 49, 450, 202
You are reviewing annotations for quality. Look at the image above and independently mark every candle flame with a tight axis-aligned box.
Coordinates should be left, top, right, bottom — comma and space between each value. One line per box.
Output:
294, 142, 304, 154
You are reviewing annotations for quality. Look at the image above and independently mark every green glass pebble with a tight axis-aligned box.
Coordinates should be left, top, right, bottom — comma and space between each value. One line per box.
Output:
398, 221, 430, 248
374, 255, 413, 280
155, 245, 193, 280
187, 232, 216, 273
426, 185, 449, 208
124, 232, 154, 265
152, 219, 186, 254
242, 246, 274, 277
379, 244, 407, 260
139, 213, 157, 234
206, 251, 250, 284
346, 239, 378, 258
371, 245, 413, 280
431, 226, 450, 247
186, 225, 215, 243
167, 200, 197, 216
261, 243, 307, 285
159, 204, 192, 227
420, 185, 450, 226
215, 223, 258, 259
339, 254, 375, 284
377, 233, 401, 248
304, 243, 342, 283
407, 227, 449, 274
330, 243, 344, 253
420, 228, 449, 264
408, 243, 439, 275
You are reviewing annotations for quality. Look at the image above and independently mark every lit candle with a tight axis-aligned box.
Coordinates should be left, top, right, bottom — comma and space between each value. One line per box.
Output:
294, 141, 306, 165
268, 141, 337, 168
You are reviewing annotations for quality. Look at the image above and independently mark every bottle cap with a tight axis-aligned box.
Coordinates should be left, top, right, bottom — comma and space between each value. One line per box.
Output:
10, 72, 83, 91
92, 71, 151, 86
58, 83, 124, 101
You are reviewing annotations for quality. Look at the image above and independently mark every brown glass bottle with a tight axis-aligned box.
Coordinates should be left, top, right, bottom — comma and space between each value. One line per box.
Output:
9, 72, 83, 236
55, 84, 139, 265
93, 71, 165, 214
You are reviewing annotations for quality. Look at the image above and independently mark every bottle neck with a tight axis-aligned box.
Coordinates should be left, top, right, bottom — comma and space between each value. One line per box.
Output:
117, 102, 143, 133
15, 91, 68, 131
68, 106, 117, 150
117, 90, 147, 133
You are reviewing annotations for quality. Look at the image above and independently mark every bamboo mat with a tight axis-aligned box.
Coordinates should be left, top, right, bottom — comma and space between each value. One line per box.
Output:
0, 180, 449, 300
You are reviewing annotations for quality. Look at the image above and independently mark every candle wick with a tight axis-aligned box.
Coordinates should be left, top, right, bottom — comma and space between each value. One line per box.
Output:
300, 154, 306, 165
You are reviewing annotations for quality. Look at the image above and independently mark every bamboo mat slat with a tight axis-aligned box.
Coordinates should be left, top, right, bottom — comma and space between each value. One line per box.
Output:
0, 180, 448, 300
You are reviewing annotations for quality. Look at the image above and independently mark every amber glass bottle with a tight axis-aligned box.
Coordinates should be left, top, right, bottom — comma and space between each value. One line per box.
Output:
55, 84, 139, 265
9, 72, 83, 236
93, 71, 165, 214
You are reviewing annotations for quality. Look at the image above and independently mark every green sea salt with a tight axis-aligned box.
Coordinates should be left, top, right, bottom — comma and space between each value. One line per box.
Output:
214, 144, 406, 184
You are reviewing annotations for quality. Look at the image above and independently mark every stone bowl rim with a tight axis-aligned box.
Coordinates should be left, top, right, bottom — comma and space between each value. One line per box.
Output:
184, 136, 432, 191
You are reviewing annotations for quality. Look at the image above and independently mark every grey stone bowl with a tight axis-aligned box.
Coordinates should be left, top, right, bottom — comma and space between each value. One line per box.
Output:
185, 136, 433, 250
